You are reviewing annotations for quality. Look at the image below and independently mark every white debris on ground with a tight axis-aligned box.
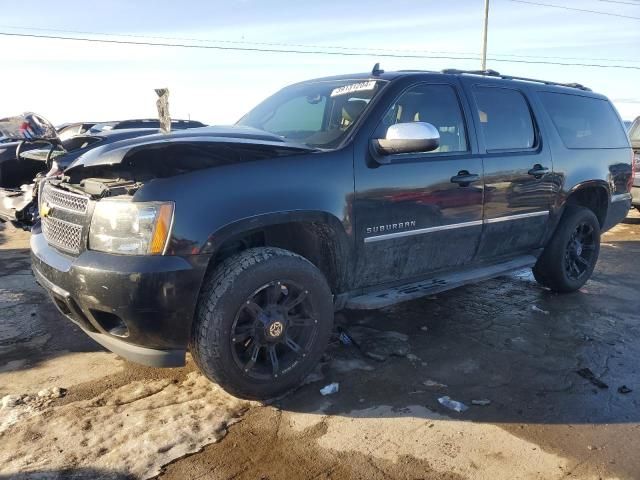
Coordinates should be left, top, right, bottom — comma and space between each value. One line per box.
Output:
531, 305, 550, 315
437, 396, 469, 413
423, 379, 448, 389
320, 383, 339, 396
0, 372, 254, 479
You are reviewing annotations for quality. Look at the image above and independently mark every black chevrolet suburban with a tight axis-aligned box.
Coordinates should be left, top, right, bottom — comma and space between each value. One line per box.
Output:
30, 68, 633, 399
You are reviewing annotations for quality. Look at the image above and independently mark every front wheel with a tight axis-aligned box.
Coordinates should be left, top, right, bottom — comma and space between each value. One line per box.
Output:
191, 247, 334, 399
533, 205, 600, 293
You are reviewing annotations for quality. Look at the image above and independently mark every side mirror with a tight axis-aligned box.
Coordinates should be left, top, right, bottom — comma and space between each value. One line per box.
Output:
0, 113, 60, 144
371, 122, 440, 162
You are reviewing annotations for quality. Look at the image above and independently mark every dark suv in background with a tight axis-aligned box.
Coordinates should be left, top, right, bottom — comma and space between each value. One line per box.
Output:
30, 68, 633, 399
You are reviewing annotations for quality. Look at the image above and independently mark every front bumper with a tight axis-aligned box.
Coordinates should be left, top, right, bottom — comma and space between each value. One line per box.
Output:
31, 228, 210, 367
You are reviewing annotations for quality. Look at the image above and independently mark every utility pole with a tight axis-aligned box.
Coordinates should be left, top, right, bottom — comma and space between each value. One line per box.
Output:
481, 0, 490, 70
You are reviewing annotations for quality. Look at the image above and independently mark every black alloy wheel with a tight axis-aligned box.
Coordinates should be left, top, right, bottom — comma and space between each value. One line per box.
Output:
231, 280, 318, 380
191, 247, 334, 399
533, 205, 600, 293
564, 222, 597, 280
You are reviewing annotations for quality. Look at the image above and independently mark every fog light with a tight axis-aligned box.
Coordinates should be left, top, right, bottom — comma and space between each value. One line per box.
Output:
91, 310, 129, 338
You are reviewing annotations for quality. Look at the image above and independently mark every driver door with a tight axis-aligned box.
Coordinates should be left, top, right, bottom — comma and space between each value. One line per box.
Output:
353, 82, 484, 288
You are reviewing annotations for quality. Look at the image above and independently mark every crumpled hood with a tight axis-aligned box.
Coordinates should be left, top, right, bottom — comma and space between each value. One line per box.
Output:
66, 125, 313, 170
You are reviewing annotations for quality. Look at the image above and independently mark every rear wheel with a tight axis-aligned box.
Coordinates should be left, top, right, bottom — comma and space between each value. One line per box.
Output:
533, 205, 600, 293
191, 247, 333, 399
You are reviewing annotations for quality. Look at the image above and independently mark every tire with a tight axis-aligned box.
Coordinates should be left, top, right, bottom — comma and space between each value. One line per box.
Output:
533, 205, 600, 293
191, 247, 334, 399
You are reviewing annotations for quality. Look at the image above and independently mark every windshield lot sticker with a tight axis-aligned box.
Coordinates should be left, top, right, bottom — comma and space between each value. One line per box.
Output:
330, 81, 376, 97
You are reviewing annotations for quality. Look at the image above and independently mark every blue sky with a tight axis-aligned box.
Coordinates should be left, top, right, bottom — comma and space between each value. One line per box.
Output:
0, 0, 638, 124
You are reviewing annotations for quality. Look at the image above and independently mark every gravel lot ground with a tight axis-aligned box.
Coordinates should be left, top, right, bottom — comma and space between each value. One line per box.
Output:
1, 210, 639, 479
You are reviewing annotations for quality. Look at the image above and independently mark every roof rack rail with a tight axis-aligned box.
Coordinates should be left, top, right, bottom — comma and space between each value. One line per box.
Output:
441, 68, 591, 91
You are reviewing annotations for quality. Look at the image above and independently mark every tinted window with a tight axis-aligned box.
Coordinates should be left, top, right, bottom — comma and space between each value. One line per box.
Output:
263, 95, 326, 132
539, 92, 628, 149
473, 87, 535, 151
378, 84, 468, 153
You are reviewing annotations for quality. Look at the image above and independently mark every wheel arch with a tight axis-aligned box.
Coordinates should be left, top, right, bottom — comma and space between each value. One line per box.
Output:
201, 211, 353, 294
563, 180, 610, 228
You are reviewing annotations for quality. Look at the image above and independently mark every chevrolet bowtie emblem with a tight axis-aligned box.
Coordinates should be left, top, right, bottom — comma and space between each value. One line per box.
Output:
40, 202, 52, 218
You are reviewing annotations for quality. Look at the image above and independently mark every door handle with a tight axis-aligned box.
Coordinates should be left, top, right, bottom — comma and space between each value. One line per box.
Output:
450, 171, 480, 187
528, 164, 549, 177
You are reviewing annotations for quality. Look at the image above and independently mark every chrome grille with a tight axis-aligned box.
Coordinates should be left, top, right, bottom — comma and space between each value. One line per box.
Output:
40, 183, 89, 255
42, 183, 88, 213
42, 216, 83, 254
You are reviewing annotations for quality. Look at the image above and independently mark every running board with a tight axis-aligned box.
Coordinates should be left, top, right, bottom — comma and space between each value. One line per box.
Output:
345, 255, 537, 310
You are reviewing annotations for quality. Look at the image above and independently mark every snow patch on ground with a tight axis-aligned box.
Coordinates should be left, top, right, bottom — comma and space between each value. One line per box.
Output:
0, 372, 254, 479
0, 400, 39, 433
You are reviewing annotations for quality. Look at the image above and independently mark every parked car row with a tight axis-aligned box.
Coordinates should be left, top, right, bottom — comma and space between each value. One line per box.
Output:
0, 115, 207, 228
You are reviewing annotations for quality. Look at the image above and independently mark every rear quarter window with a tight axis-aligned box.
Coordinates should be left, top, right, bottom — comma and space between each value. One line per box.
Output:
473, 87, 536, 152
539, 92, 628, 149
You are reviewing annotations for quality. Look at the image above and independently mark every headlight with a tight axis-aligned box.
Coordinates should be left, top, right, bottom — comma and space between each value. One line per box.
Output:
89, 200, 174, 255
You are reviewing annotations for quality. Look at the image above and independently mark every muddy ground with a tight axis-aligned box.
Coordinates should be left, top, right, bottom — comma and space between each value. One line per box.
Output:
1, 211, 639, 480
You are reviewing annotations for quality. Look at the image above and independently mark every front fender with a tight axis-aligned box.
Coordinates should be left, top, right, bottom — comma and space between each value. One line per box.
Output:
132, 148, 356, 268
200, 210, 352, 255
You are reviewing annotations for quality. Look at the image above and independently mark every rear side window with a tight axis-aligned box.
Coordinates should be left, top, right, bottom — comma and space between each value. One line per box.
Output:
539, 92, 628, 149
473, 87, 536, 151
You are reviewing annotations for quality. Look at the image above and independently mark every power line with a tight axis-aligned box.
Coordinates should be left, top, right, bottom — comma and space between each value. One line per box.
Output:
508, 0, 640, 19
593, 0, 640, 5
2, 31, 640, 70
2, 24, 639, 64
4, 23, 485, 56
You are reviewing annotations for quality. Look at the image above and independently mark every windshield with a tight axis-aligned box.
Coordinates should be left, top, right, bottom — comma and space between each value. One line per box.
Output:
237, 79, 387, 149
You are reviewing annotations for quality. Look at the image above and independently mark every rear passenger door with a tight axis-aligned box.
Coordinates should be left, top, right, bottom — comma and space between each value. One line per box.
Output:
463, 82, 557, 260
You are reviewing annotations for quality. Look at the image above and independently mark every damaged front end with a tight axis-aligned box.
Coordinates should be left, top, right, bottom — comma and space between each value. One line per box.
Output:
39, 128, 313, 252
0, 182, 38, 227
30, 126, 313, 366
0, 113, 64, 229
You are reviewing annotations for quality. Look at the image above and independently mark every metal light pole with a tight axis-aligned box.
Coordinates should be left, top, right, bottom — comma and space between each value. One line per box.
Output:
481, 0, 490, 70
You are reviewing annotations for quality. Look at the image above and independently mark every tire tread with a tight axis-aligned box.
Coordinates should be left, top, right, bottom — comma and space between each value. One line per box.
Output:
533, 205, 600, 293
191, 247, 330, 398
